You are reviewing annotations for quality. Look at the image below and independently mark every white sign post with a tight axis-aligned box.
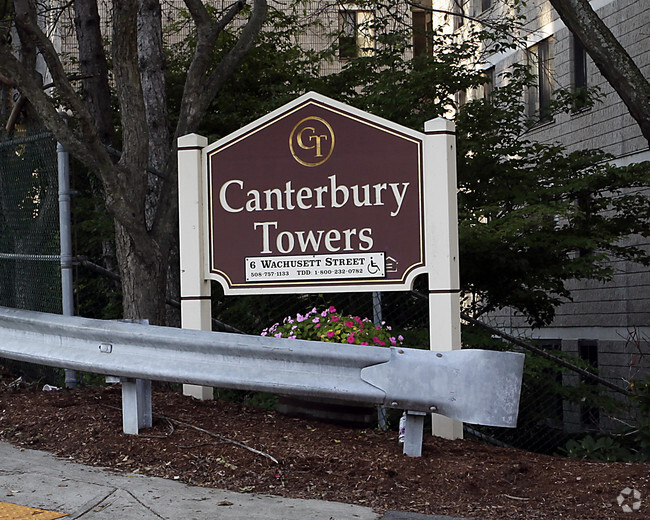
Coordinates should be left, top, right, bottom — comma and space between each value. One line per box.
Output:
423, 118, 463, 440
177, 92, 463, 440
178, 133, 212, 400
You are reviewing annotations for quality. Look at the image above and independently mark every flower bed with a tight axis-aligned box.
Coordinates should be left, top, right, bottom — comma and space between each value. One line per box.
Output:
262, 307, 403, 427
262, 306, 403, 347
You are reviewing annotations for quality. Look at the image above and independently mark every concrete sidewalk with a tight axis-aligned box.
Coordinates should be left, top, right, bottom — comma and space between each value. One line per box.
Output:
0, 441, 478, 520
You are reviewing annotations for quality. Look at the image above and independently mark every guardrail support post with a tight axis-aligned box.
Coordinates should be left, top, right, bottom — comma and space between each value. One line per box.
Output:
403, 411, 426, 457
121, 378, 152, 435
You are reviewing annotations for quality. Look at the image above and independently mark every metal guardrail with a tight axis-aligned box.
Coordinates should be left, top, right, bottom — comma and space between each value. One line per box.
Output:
0, 306, 524, 454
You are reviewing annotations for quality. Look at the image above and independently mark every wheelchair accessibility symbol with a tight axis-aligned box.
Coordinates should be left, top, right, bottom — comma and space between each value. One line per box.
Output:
364, 254, 385, 277
367, 258, 381, 275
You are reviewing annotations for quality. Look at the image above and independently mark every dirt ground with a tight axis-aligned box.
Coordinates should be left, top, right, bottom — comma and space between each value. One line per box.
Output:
0, 372, 648, 520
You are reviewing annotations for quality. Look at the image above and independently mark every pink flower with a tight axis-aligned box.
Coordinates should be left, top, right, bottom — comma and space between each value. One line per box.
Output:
312, 317, 320, 323
373, 336, 386, 346
296, 313, 305, 322
328, 306, 336, 313
390, 337, 397, 345
354, 316, 363, 326
331, 316, 339, 322
398, 335, 404, 342
275, 333, 283, 338
315, 323, 321, 328
360, 342, 369, 345
288, 335, 296, 339
347, 334, 355, 343
344, 320, 354, 328
326, 330, 335, 338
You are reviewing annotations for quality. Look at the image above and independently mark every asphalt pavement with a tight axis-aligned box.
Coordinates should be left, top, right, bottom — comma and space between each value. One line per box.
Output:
0, 441, 482, 520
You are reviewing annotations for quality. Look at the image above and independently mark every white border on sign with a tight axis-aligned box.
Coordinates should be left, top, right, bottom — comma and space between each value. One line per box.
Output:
203, 92, 431, 295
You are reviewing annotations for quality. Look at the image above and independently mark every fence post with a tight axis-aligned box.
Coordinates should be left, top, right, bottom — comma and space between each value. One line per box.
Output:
57, 141, 77, 389
177, 134, 212, 400
423, 118, 463, 440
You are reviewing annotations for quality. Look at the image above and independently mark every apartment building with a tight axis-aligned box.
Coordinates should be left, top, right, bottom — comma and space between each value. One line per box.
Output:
48, 1, 408, 77
429, 0, 650, 432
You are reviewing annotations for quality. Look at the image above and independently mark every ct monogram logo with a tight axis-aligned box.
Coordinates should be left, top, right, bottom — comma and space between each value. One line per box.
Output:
289, 116, 335, 167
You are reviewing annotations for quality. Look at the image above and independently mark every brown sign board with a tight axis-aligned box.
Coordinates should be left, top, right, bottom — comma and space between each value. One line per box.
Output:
205, 93, 427, 294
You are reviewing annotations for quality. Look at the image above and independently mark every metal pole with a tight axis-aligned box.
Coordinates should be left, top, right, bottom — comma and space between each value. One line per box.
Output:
57, 141, 77, 388
372, 292, 388, 430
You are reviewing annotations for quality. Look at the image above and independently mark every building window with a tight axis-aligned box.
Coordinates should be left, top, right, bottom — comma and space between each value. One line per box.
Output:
527, 37, 554, 122
479, 0, 492, 13
413, 2, 433, 56
455, 89, 467, 109
578, 340, 599, 429
453, 0, 466, 31
339, 8, 375, 59
540, 339, 565, 427
572, 34, 589, 110
479, 66, 495, 99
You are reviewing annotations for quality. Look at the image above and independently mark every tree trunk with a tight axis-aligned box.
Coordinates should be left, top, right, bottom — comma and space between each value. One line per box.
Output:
1, 0, 269, 327
115, 221, 167, 324
74, 0, 113, 145
548, 0, 650, 146
138, 0, 170, 230
136, 0, 180, 325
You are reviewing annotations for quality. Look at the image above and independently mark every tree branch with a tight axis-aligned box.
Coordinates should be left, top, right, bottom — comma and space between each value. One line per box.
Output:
13, 0, 97, 142
0, 71, 16, 87
0, 47, 90, 164
177, 0, 267, 135
74, 0, 114, 145
548, 0, 650, 146
177, 0, 246, 135
0, 21, 135, 233
203, 0, 267, 103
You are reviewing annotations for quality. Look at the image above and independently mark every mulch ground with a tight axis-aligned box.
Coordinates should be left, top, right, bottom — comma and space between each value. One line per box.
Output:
0, 372, 648, 519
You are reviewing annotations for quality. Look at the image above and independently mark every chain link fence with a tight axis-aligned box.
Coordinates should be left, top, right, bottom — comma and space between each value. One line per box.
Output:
0, 128, 61, 314
209, 287, 646, 457
0, 128, 62, 383
0, 128, 645, 458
